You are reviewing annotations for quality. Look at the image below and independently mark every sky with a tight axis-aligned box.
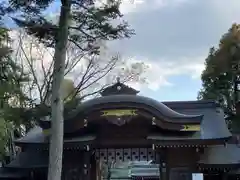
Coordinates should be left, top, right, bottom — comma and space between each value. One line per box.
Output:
106, 0, 240, 101
6, 0, 240, 102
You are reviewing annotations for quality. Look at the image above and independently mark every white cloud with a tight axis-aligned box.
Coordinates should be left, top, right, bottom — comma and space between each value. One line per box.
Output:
123, 55, 205, 91
109, 0, 240, 93
10, 0, 240, 96
9, 29, 151, 101
119, 0, 192, 14
208, 0, 240, 30
119, 0, 145, 14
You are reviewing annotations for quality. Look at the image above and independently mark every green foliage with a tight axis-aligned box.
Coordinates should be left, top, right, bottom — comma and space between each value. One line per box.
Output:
9, 0, 55, 13
0, 117, 12, 159
30, 78, 80, 120
198, 23, 240, 132
0, 35, 29, 113
62, 78, 76, 101
0, 27, 30, 159
10, 0, 134, 54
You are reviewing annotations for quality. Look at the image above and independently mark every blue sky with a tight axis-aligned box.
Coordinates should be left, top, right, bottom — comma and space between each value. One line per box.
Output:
139, 75, 202, 101
42, 0, 231, 102
6, 0, 240, 102
106, 0, 240, 102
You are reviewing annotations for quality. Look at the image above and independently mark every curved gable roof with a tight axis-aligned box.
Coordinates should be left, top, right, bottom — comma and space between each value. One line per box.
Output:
167, 102, 231, 139
38, 95, 203, 132
17, 99, 231, 145
69, 95, 203, 122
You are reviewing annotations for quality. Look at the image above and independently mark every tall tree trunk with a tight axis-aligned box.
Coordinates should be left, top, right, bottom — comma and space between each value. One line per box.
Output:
47, 1, 70, 180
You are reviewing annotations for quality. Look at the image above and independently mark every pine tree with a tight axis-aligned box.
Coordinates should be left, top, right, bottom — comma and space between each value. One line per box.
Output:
4, 1, 134, 180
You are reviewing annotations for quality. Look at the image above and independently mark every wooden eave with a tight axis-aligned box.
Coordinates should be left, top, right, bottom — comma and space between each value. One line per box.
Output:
152, 139, 230, 148
38, 95, 203, 133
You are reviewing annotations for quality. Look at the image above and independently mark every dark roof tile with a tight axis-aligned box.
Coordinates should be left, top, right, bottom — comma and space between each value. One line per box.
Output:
199, 144, 240, 165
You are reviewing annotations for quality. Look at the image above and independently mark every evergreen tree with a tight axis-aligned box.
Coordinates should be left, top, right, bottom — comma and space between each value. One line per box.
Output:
3, 1, 134, 180
198, 24, 240, 132
0, 27, 29, 160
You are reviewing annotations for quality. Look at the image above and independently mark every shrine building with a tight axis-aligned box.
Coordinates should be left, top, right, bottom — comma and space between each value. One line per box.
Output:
0, 80, 240, 180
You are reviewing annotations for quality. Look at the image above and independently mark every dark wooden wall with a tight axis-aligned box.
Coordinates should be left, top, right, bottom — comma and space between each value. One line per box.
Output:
165, 148, 198, 180
92, 117, 152, 148
167, 148, 198, 167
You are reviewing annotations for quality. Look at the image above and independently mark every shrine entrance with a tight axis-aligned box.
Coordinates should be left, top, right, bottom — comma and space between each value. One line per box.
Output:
94, 148, 160, 180
0, 79, 234, 180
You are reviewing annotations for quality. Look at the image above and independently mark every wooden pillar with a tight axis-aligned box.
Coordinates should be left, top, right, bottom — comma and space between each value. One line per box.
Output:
30, 171, 34, 180
222, 173, 228, 180
158, 148, 169, 180
90, 152, 97, 180
83, 145, 91, 180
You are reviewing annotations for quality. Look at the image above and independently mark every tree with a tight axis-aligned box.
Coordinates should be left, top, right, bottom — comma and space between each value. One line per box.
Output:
4, 1, 135, 180
10, 31, 147, 127
0, 27, 29, 160
11, 30, 147, 105
198, 23, 240, 132
0, 29, 12, 158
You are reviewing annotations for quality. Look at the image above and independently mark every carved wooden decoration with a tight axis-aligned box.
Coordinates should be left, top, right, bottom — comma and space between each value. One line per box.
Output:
42, 128, 50, 136
180, 125, 200, 131
101, 109, 138, 126
101, 109, 137, 117
152, 117, 156, 125
84, 119, 88, 127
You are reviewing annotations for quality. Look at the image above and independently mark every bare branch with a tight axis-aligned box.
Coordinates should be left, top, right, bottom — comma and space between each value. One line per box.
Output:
76, 56, 118, 94
19, 38, 43, 102
11, 30, 146, 104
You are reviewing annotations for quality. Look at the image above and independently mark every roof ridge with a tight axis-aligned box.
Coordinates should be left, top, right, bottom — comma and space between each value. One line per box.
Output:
163, 100, 219, 109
